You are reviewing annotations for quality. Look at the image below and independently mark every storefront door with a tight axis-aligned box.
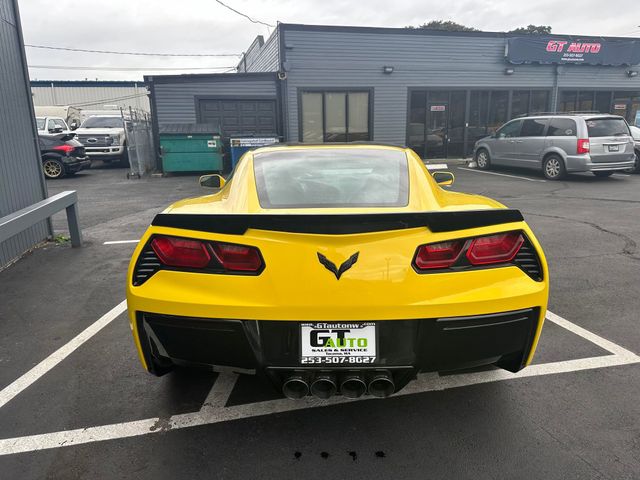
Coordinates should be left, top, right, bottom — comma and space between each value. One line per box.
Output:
426, 104, 448, 159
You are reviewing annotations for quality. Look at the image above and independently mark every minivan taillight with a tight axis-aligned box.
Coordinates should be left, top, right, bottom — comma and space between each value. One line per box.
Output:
577, 138, 590, 154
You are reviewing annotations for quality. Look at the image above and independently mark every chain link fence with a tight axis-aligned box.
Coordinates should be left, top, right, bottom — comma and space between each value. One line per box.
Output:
121, 107, 157, 178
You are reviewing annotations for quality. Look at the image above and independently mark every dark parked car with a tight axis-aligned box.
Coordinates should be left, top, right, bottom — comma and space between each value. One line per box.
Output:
38, 133, 91, 179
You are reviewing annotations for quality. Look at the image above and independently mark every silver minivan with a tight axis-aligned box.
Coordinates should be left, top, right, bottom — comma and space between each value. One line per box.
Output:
474, 114, 636, 180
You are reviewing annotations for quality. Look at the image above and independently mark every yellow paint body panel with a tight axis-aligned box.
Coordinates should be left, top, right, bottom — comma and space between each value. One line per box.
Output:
127, 145, 549, 372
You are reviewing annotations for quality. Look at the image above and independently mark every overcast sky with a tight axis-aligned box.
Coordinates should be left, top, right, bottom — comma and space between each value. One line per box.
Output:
19, 0, 640, 81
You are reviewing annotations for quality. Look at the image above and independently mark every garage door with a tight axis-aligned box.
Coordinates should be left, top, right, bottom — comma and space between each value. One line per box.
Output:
197, 99, 278, 138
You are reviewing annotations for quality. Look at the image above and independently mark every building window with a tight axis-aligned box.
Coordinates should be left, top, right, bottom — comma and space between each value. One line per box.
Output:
300, 90, 371, 143
531, 91, 550, 114
488, 91, 509, 134
559, 90, 640, 124
301, 93, 323, 143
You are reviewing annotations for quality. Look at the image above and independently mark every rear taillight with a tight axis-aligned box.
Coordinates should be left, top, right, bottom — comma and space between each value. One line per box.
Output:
577, 138, 590, 154
466, 232, 524, 265
147, 235, 263, 273
52, 144, 75, 154
413, 231, 527, 272
151, 236, 211, 268
211, 242, 263, 272
414, 240, 464, 270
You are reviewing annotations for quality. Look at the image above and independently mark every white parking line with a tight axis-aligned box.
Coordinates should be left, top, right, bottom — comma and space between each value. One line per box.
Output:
457, 167, 547, 182
0, 308, 637, 456
103, 240, 139, 245
0, 300, 127, 410
425, 163, 448, 170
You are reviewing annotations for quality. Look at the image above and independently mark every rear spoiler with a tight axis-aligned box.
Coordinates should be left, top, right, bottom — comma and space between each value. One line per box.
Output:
151, 209, 524, 235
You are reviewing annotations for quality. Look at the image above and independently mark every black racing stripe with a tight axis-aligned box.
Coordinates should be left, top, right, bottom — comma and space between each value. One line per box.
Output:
151, 209, 524, 235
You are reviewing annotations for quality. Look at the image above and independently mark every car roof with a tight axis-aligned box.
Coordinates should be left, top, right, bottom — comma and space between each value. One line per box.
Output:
516, 113, 626, 121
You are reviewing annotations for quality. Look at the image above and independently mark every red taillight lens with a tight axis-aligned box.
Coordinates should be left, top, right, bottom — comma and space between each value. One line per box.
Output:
466, 232, 524, 265
151, 236, 211, 269
577, 138, 590, 154
211, 242, 263, 272
52, 144, 75, 154
414, 240, 464, 270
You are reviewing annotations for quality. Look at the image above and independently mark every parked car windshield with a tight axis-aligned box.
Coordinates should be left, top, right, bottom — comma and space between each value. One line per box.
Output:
586, 118, 630, 137
629, 125, 640, 140
253, 148, 409, 208
36, 118, 45, 130
80, 116, 124, 129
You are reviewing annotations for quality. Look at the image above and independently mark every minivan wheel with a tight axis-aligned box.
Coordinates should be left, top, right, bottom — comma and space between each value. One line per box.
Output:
476, 149, 490, 170
629, 150, 640, 173
593, 171, 613, 178
43, 158, 65, 179
543, 155, 566, 180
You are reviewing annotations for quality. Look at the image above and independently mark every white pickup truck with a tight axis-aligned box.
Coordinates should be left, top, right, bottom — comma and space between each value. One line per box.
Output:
73, 115, 129, 166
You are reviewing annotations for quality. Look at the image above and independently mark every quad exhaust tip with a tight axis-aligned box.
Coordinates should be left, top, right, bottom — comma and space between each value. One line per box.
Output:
282, 374, 309, 400
310, 373, 337, 399
340, 374, 367, 399
368, 372, 395, 398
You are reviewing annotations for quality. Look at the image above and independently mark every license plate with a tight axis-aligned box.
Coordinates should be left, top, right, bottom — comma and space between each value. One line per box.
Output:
300, 322, 376, 365
608, 145, 619, 152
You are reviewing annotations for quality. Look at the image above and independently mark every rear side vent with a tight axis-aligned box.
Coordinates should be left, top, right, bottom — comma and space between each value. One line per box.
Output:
513, 237, 543, 281
133, 245, 162, 286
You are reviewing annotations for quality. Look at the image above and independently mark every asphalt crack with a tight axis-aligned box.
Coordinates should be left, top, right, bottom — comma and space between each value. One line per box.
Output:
523, 211, 639, 260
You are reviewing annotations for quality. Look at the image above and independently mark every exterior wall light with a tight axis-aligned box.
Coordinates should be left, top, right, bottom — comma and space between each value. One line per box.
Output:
504, 68, 515, 75
627, 70, 638, 78
382, 66, 394, 74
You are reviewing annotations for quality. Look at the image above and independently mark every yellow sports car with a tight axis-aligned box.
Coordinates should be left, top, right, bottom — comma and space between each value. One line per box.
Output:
127, 144, 548, 400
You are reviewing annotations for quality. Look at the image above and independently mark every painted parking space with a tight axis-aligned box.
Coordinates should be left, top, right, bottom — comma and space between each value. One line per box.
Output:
0, 296, 637, 456
1, 167, 639, 478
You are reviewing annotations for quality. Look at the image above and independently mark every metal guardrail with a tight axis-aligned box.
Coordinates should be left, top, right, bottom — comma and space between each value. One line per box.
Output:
0, 191, 82, 248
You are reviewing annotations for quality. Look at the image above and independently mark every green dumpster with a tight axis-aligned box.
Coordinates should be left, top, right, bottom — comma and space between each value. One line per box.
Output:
159, 124, 223, 173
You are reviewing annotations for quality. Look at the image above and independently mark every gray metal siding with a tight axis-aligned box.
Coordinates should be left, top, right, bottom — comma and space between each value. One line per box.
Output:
281, 28, 640, 144
153, 78, 277, 126
31, 83, 150, 111
245, 29, 280, 73
0, 0, 49, 269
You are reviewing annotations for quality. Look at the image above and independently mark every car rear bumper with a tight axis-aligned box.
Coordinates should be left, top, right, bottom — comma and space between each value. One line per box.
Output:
134, 307, 543, 392
62, 157, 91, 173
565, 154, 636, 172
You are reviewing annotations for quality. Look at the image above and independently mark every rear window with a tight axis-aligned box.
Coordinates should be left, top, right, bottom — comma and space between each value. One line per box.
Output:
36, 118, 45, 130
547, 118, 577, 137
586, 118, 630, 137
253, 148, 409, 209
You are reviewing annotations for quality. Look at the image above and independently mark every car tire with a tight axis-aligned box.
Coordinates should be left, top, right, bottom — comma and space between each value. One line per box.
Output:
629, 150, 640, 173
593, 171, 614, 178
542, 155, 566, 180
476, 149, 491, 170
42, 158, 65, 179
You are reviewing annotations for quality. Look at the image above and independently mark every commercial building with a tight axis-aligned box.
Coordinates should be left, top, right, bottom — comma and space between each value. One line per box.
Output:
31, 80, 150, 112
0, 0, 51, 268
147, 23, 640, 161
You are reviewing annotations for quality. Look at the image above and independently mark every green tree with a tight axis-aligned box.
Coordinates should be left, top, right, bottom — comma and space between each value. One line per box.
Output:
406, 20, 479, 32
509, 25, 552, 34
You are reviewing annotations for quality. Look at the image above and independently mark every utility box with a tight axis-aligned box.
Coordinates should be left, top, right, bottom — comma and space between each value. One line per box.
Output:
159, 124, 223, 173
230, 137, 279, 169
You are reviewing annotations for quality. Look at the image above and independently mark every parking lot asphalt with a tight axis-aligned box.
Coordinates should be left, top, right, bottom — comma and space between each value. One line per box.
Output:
1, 163, 639, 479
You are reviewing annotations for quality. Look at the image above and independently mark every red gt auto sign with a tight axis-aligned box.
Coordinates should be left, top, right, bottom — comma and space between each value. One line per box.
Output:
507, 36, 640, 66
